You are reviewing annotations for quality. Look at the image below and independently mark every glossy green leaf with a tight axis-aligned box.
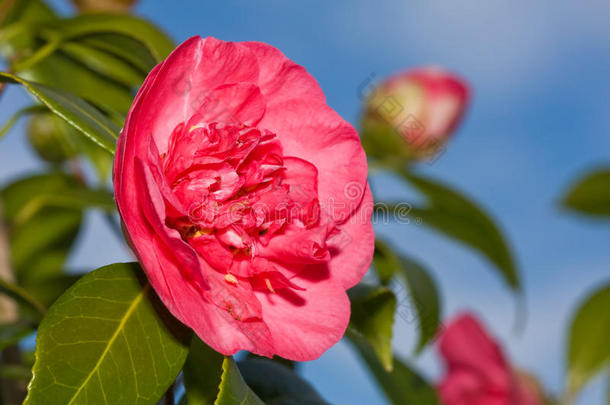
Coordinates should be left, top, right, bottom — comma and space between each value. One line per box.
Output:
25, 262, 190, 405
215, 357, 264, 405
561, 168, 610, 217
373, 240, 442, 354
348, 283, 396, 371
0, 71, 119, 154
23, 50, 134, 115
396, 255, 442, 354
347, 332, 439, 405
566, 283, 610, 397
44, 14, 174, 63
80, 33, 158, 73
59, 41, 145, 87
238, 358, 329, 404
400, 170, 520, 292
183, 337, 224, 405
0, 0, 135, 115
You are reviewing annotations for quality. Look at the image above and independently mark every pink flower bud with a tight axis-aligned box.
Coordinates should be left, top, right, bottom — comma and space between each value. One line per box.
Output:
437, 313, 543, 405
362, 67, 470, 161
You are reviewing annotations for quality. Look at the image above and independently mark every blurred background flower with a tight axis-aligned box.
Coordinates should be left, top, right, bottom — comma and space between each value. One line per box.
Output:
361, 67, 469, 162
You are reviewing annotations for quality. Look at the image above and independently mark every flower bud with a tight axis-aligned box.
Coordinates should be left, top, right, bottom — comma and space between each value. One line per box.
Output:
361, 67, 469, 161
27, 114, 77, 163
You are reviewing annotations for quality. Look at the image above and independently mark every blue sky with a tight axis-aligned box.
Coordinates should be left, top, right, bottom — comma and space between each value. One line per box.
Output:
1, 1, 610, 404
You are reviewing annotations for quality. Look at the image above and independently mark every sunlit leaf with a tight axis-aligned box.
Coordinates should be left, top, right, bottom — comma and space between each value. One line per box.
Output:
396, 255, 442, 354
25, 262, 190, 405
561, 168, 610, 217
400, 170, 520, 292
80, 33, 157, 73
347, 332, 439, 405
373, 240, 442, 354
0, 0, 134, 115
0, 72, 118, 153
45, 14, 174, 63
215, 357, 264, 405
566, 282, 610, 397
348, 283, 396, 371
59, 41, 145, 87
238, 358, 329, 404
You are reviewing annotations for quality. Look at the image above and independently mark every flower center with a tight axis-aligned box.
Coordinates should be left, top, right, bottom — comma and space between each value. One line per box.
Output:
160, 117, 328, 284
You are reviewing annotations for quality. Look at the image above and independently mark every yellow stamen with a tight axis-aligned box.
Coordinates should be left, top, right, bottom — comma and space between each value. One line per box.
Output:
192, 228, 211, 238
265, 278, 276, 294
225, 273, 238, 285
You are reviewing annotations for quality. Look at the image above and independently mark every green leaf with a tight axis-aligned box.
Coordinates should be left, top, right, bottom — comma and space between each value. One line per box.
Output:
215, 357, 264, 405
25, 262, 190, 405
347, 332, 439, 405
23, 50, 134, 115
566, 282, 610, 397
183, 337, 224, 405
399, 170, 520, 292
59, 41, 146, 87
348, 283, 396, 371
396, 255, 442, 354
80, 33, 158, 73
11, 184, 115, 226
0, 71, 119, 154
373, 240, 442, 354
372, 239, 399, 285
44, 14, 174, 63
238, 358, 329, 404
561, 168, 610, 217
0, 1, 135, 116
1, 173, 83, 285
1, 172, 114, 298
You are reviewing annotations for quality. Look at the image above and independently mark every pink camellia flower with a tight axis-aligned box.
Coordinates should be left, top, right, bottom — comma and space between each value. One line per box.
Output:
437, 313, 542, 405
114, 36, 374, 360
361, 67, 469, 160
